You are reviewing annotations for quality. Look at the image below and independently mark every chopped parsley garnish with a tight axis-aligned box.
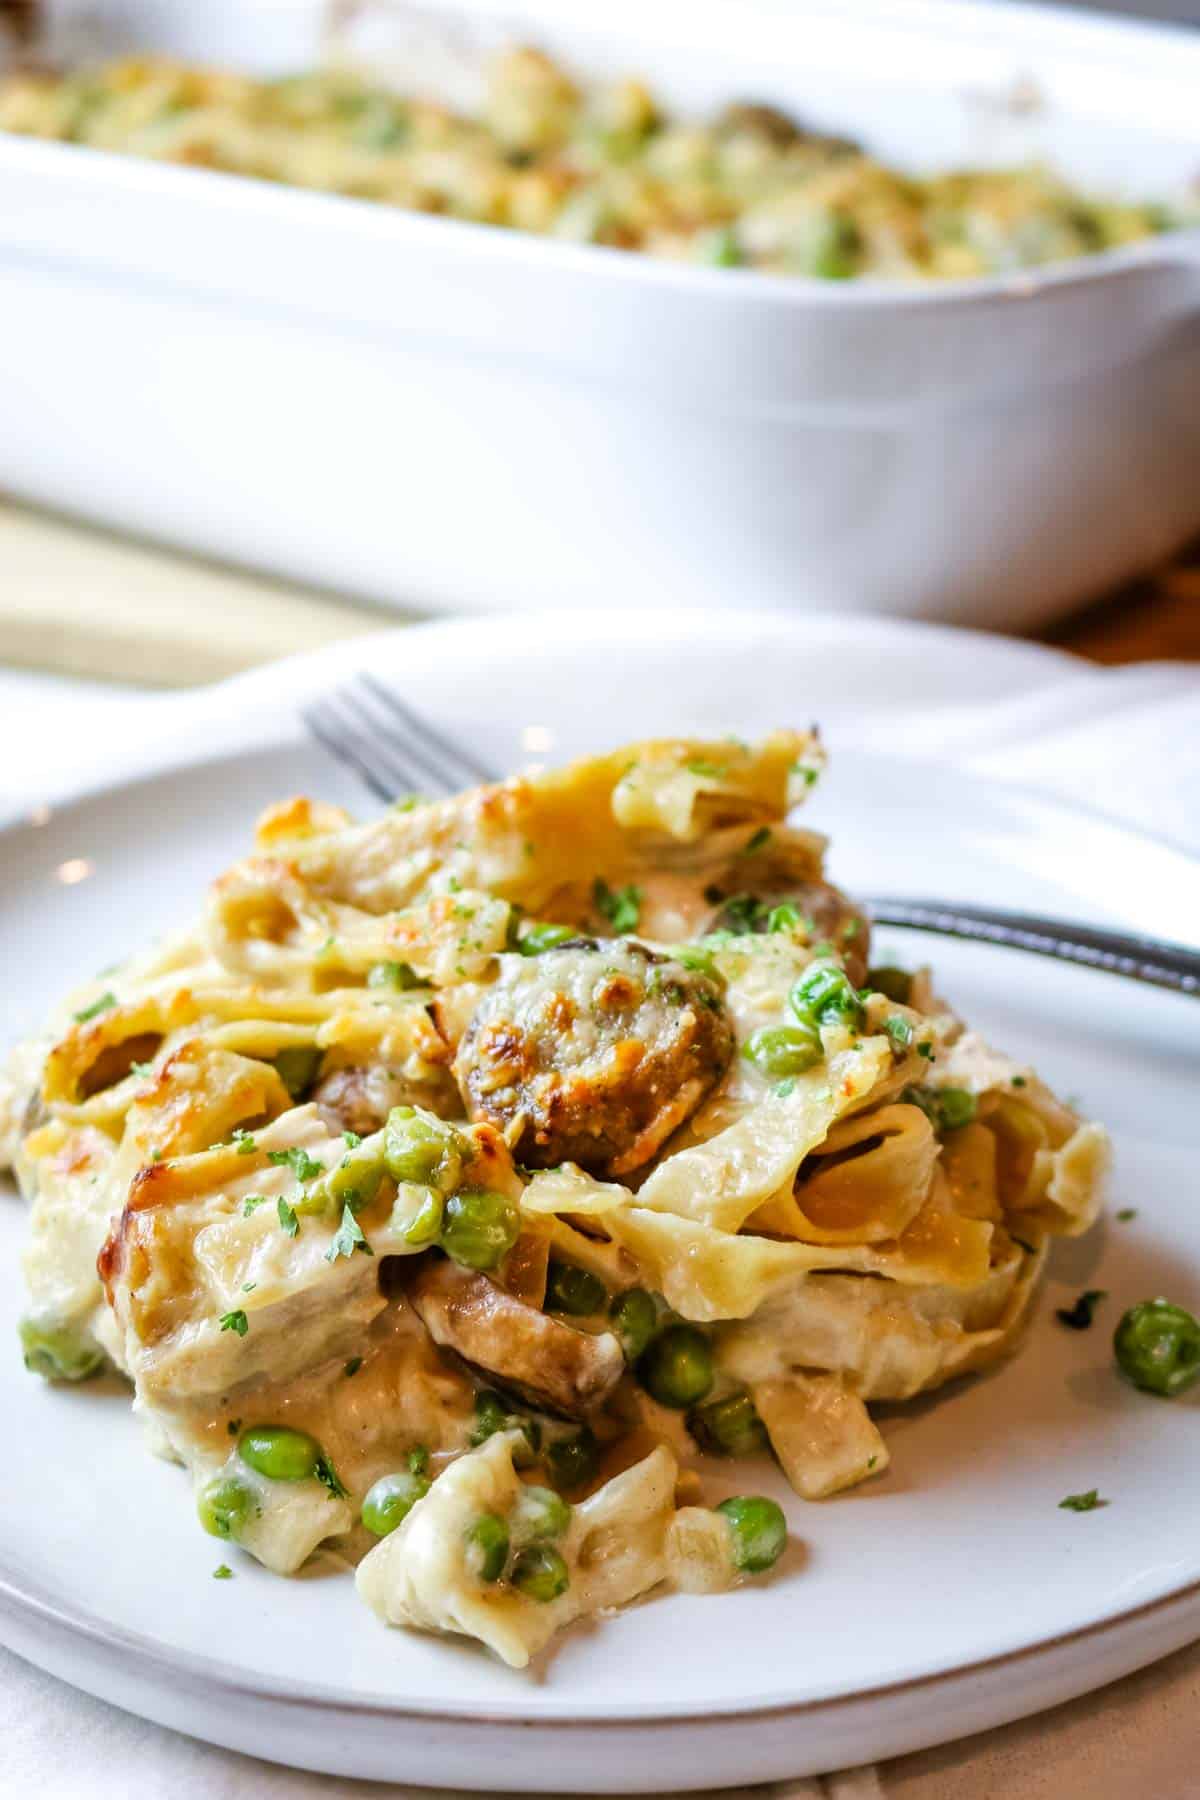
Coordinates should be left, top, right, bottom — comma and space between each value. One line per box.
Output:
1116, 1208, 1138, 1222
791, 760, 820, 788
325, 1203, 373, 1263
343, 1357, 363, 1378
241, 1282, 257, 1293
242, 1194, 269, 1216
267, 1147, 324, 1182
774, 1078, 797, 1098
867, 1455, 877, 1471
685, 759, 726, 778
129, 1060, 153, 1077
277, 1197, 299, 1239
73, 992, 117, 1023
885, 1015, 914, 1052
447, 875, 462, 893
392, 794, 420, 812
593, 878, 642, 935
213, 1564, 233, 1580
767, 902, 803, 934
1056, 1289, 1106, 1331
1059, 1489, 1104, 1512
343, 1130, 362, 1149
315, 1455, 348, 1499
219, 1310, 248, 1336
716, 893, 765, 933
1011, 1075, 1027, 1088
231, 1130, 258, 1156
916, 1041, 934, 1060
741, 826, 772, 856
842, 919, 861, 941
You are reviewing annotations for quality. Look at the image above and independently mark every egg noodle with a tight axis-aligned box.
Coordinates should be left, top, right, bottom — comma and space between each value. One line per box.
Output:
0, 734, 1107, 1667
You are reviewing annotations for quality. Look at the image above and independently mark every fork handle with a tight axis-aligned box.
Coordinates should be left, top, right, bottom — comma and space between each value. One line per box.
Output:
864, 898, 1200, 999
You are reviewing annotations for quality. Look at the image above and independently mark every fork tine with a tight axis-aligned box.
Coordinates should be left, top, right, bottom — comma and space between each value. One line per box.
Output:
302, 702, 399, 806
308, 689, 462, 800
347, 682, 464, 798
356, 674, 499, 788
325, 690, 457, 801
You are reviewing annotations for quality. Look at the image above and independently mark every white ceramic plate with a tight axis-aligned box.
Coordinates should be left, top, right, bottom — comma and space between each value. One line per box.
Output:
2, 615, 1199, 1790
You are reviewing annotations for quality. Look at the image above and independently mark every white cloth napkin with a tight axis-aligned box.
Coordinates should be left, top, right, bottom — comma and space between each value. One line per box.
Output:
1, 649, 1198, 1800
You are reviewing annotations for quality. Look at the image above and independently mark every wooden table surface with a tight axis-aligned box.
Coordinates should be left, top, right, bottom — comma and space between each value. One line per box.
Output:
1041, 542, 1200, 664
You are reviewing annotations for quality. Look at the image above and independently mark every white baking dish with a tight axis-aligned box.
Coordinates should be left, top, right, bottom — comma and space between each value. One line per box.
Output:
1, 0, 1198, 628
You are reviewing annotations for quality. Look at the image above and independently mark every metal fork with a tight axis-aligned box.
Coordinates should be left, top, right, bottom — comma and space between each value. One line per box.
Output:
302, 672, 495, 805
301, 676, 1199, 999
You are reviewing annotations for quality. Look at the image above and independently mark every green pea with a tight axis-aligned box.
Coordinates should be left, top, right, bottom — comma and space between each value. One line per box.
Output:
470, 1387, 511, 1445
715, 1495, 788, 1573
517, 1484, 572, 1540
937, 1087, 978, 1131
545, 1260, 606, 1316
670, 945, 724, 984
688, 1391, 768, 1458
465, 1512, 510, 1582
361, 1468, 430, 1537
402, 1186, 443, 1247
511, 1544, 570, 1603
639, 1324, 714, 1409
741, 1023, 823, 1080
298, 1135, 385, 1218
271, 1045, 322, 1099
546, 1426, 599, 1492
790, 961, 864, 1030
367, 960, 421, 990
383, 1106, 466, 1192
868, 965, 913, 1005
18, 1316, 103, 1382
441, 1188, 521, 1272
518, 923, 577, 956
197, 1474, 256, 1540
609, 1287, 658, 1362
1114, 1298, 1200, 1397
238, 1425, 323, 1483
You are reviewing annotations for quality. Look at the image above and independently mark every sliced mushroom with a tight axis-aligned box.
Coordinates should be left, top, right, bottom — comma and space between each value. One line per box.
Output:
407, 1257, 625, 1419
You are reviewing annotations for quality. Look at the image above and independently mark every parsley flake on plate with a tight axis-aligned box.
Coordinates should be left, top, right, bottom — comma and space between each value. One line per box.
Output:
1056, 1289, 1106, 1331
219, 1310, 248, 1336
1059, 1489, 1105, 1512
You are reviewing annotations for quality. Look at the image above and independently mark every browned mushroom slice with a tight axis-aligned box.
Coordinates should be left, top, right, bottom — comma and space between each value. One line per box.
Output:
406, 1258, 625, 1419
